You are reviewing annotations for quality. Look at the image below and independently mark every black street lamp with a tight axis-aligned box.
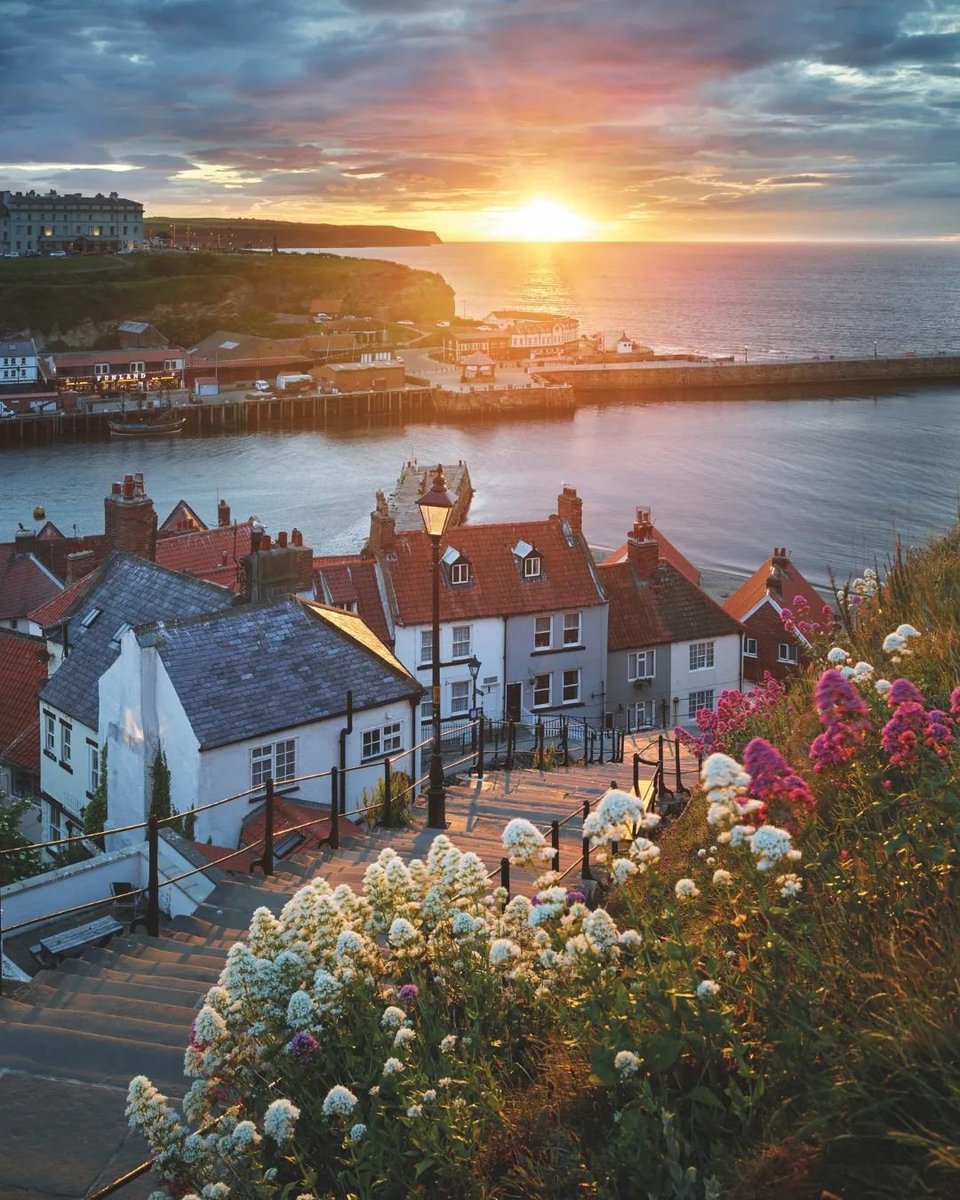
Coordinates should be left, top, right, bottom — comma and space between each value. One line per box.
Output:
417, 464, 457, 828
468, 654, 482, 711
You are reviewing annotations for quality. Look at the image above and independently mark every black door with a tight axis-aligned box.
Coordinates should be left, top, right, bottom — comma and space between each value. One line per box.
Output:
506, 683, 522, 722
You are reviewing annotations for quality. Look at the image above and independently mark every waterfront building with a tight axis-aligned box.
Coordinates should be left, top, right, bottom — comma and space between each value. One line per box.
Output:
45, 348, 186, 394
724, 548, 829, 685
441, 310, 579, 365
0, 189, 143, 255
1, 338, 39, 388
316, 358, 405, 392
598, 510, 742, 731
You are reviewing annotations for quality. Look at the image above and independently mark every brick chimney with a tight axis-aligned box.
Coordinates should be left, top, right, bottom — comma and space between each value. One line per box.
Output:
104, 473, 157, 561
557, 485, 582, 533
14, 526, 36, 556
217, 498, 231, 527
766, 548, 789, 597
626, 507, 659, 581
65, 549, 96, 585
367, 491, 396, 554
240, 526, 314, 602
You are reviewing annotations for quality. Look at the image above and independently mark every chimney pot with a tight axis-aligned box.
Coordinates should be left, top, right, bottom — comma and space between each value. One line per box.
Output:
261, 533, 272, 551
278, 530, 288, 548
291, 528, 303, 546
217, 498, 231, 527
111, 481, 122, 495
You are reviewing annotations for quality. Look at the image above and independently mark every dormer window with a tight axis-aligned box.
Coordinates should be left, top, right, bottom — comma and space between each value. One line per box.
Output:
79, 607, 101, 628
513, 539, 542, 578
442, 545, 470, 585
109, 621, 131, 649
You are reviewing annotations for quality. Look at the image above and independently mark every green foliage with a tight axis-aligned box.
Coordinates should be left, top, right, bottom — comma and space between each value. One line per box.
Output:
0, 794, 44, 885
360, 770, 413, 828
148, 745, 171, 823
83, 742, 108, 837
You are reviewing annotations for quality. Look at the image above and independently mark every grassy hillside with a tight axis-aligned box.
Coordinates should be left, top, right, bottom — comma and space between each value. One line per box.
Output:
126, 530, 960, 1199
0, 251, 455, 347
144, 216, 441, 249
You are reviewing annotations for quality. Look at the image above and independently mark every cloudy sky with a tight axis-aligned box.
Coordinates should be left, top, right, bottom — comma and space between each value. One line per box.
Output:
1, 0, 957, 240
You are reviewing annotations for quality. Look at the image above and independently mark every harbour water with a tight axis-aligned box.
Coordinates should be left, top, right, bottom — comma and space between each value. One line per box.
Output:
2, 242, 959, 587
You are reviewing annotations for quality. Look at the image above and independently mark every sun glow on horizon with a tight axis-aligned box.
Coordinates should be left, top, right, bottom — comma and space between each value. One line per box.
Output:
484, 198, 595, 241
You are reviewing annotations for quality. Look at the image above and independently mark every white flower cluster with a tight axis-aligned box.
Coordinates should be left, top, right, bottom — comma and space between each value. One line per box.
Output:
701, 753, 760, 830
837, 567, 878, 603
583, 788, 659, 847
263, 1098, 300, 1144
748, 824, 798, 872
501, 818, 556, 868
882, 623, 921, 661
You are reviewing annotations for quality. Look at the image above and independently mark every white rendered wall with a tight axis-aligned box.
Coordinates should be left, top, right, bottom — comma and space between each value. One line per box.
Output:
669, 634, 742, 726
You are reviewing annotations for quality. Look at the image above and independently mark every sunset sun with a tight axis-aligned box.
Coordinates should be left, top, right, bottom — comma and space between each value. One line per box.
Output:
489, 198, 593, 241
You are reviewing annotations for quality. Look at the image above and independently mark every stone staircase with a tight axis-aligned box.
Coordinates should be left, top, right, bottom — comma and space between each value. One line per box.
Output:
0, 747, 689, 1198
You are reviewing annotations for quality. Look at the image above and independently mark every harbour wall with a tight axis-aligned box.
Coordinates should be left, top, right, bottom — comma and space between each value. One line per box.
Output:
541, 355, 960, 393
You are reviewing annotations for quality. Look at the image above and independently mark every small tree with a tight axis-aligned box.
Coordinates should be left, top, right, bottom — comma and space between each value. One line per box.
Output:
148, 746, 171, 823
83, 742, 108, 840
0, 795, 44, 886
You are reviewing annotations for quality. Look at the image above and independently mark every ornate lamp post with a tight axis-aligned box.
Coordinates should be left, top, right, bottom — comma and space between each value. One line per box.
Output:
468, 654, 482, 712
416, 464, 457, 828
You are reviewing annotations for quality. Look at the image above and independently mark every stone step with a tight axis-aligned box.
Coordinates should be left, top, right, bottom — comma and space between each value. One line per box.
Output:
58, 951, 221, 988
0, 1020, 188, 1091
104, 937, 229, 969
28, 970, 205, 1013
22, 981, 198, 1027
0, 995, 193, 1048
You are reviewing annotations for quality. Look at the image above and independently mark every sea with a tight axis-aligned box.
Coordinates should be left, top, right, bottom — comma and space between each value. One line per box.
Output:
2, 242, 959, 588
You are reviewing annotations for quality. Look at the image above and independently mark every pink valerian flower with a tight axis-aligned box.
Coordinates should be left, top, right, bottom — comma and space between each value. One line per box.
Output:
780, 594, 835, 640
742, 737, 816, 822
925, 710, 953, 758
950, 687, 960, 721
676, 674, 786, 757
881, 701, 928, 769
809, 669, 872, 770
886, 678, 925, 708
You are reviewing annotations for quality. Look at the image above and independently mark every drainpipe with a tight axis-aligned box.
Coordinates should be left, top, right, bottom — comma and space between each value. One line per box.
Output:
62, 619, 70, 659
738, 629, 744, 691
338, 689, 353, 814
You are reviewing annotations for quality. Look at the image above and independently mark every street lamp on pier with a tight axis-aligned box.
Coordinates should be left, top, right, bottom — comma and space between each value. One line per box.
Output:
874, 340, 878, 358
743, 345, 749, 363
417, 464, 457, 828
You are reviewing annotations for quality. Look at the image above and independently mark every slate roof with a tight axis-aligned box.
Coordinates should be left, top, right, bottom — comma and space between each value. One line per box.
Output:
603, 526, 700, 585
313, 556, 392, 643
144, 597, 420, 751
599, 559, 741, 652
379, 518, 605, 627
155, 521, 255, 591
723, 553, 827, 621
0, 629, 49, 771
39, 553, 234, 729
0, 550, 62, 621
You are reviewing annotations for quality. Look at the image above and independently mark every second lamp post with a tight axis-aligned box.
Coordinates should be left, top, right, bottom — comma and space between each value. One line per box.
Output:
416, 464, 457, 828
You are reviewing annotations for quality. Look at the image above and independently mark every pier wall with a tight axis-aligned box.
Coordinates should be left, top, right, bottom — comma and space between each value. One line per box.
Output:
542, 355, 960, 393
432, 385, 575, 414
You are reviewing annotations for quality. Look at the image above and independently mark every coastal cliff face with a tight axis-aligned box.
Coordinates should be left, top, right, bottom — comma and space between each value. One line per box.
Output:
144, 217, 442, 249
0, 251, 455, 347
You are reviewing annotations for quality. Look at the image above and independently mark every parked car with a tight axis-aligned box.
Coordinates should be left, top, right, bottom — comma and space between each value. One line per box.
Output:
0, 402, 17, 419
254, 379, 272, 392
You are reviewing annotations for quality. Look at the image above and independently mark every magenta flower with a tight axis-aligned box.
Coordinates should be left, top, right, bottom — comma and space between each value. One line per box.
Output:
287, 1031, 321, 1064
809, 669, 872, 771
887, 678, 925, 708
397, 984, 420, 1003
925, 710, 953, 758
881, 702, 928, 769
950, 687, 960, 721
743, 737, 815, 820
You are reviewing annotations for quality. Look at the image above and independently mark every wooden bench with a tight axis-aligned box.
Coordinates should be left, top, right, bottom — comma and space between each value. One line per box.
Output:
32, 915, 124, 965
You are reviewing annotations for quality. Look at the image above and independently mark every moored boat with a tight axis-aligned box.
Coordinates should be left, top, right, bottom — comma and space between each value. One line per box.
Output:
107, 412, 186, 437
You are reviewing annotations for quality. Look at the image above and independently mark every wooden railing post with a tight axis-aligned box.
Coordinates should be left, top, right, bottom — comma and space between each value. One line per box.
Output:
658, 735, 665, 787
633, 751, 640, 796
506, 720, 515, 770
561, 717, 569, 767
675, 736, 683, 793
500, 856, 510, 899
133, 817, 161, 938
581, 800, 592, 880
330, 766, 340, 849
262, 778, 275, 877
476, 717, 486, 778
383, 756, 392, 826
551, 819, 560, 873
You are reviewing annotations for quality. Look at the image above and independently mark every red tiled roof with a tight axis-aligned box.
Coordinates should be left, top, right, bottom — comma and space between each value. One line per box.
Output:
603, 526, 700, 584
240, 799, 357, 856
0, 533, 107, 588
0, 550, 63, 621
49, 349, 185, 370
313, 556, 392, 644
190, 841, 258, 873
723, 553, 827, 622
0, 629, 49, 771
600, 560, 741, 652
28, 571, 95, 627
383, 519, 604, 626
155, 522, 254, 591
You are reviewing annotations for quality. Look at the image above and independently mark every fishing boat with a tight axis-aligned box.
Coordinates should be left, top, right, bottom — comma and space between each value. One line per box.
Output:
107, 411, 186, 437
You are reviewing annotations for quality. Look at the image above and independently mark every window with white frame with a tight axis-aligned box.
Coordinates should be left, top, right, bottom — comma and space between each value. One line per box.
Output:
744, 637, 758, 657
88, 743, 100, 794
561, 668, 581, 703
562, 611, 582, 646
631, 699, 656, 728
450, 560, 470, 585
628, 649, 656, 680
250, 738, 297, 788
778, 642, 799, 665
46, 800, 63, 843
534, 615, 552, 649
689, 641, 715, 671
419, 630, 433, 667
451, 624, 471, 659
532, 673, 551, 708
687, 690, 715, 720
94, 362, 110, 376
129, 361, 145, 374
523, 554, 542, 578
44, 711, 56, 755
59, 720, 72, 766
362, 722, 403, 761
450, 680, 471, 715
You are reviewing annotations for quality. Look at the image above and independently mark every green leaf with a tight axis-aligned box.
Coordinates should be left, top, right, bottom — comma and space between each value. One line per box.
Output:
643, 1036, 683, 1072
689, 1084, 725, 1110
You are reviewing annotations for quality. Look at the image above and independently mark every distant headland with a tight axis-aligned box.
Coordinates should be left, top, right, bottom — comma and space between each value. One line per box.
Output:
144, 216, 442, 250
